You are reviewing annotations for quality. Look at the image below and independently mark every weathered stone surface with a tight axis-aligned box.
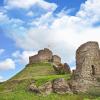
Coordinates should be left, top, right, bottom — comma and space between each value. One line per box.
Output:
52, 78, 72, 94
52, 55, 61, 65
38, 48, 53, 62
53, 63, 71, 74
29, 48, 53, 64
29, 41, 100, 94
71, 41, 100, 93
74, 41, 100, 79
63, 63, 71, 74
39, 82, 52, 95
29, 48, 62, 65
28, 84, 40, 94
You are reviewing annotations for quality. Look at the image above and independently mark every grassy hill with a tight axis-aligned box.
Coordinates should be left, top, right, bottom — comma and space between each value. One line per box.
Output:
0, 62, 100, 100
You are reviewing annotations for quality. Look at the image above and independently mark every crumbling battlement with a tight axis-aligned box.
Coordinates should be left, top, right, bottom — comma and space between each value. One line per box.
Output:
29, 48, 61, 65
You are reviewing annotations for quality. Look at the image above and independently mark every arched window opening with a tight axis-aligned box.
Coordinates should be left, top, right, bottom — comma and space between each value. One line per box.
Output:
91, 65, 95, 75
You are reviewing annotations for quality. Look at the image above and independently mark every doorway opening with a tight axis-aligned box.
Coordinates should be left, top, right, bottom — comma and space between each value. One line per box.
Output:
91, 65, 95, 75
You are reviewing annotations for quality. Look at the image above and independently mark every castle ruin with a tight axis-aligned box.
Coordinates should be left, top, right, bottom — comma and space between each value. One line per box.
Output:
29, 48, 61, 65
28, 41, 100, 94
52, 55, 61, 65
71, 41, 100, 93
74, 41, 100, 79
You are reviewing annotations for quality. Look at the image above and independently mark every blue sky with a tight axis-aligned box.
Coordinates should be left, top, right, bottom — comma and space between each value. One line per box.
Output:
0, 0, 100, 82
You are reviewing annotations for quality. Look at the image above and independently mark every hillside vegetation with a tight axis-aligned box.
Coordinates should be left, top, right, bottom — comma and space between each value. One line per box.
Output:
0, 62, 100, 100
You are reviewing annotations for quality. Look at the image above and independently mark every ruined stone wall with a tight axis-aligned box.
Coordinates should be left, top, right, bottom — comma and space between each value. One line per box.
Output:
38, 48, 53, 62
29, 48, 53, 64
29, 55, 39, 64
52, 55, 61, 65
74, 41, 100, 79
29, 48, 62, 65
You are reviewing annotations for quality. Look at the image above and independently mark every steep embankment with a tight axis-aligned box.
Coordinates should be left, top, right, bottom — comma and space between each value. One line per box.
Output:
0, 62, 99, 100
11, 62, 56, 80
0, 62, 72, 99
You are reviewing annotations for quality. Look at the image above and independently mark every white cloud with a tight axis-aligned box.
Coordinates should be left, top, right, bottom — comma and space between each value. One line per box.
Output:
27, 11, 34, 17
76, 0, 100, 25
0, 58, 15, 71
12, 50, 37, 64
0, 49, 5, 55
0, 12, 9, 24
5, 0, 57, 11
0, 76, 5, 82
3, 0, 100, 66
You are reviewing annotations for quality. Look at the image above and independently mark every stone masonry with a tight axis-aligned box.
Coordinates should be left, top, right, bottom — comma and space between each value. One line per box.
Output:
74, 41, 100, 79
52, 55, 61, 65
70, 41, 100, 93
28, 41, 100, 94
29, 48, 61, 65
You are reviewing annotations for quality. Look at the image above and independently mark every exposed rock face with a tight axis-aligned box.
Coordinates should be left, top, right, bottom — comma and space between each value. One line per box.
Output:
29, 78, 72, 95
39, 82, 53, 95
28, 83, 40, 94
52, 78, 72, 94
71, 41, 100, 93
64, 63, 71, 74
53, 63, 71, 74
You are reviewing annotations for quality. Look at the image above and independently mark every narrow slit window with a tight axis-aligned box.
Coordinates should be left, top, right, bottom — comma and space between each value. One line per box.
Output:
91, 65, 95, 75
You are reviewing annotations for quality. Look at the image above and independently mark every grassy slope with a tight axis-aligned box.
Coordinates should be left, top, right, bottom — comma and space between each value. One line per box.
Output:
0, 62, 100, 100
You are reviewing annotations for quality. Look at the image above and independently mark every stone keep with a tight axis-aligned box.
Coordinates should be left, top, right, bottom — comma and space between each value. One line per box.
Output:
29, 48, 53, 64
38, 48, 53, 62
29, 48, 61, 64
74, 41, 100, 79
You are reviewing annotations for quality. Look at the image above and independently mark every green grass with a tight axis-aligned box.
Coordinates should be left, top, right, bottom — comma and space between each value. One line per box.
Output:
0, 91, 96, 100
10, 62, 56, 80
0, 62, 100, 100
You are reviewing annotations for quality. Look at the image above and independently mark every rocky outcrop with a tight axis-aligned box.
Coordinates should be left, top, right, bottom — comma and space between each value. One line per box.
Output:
39, 82, 53, 95
29, 78, 72, 95
52, 78, 72, 94
52, 55, 61, 65
63, 63, 71, 74
53, 63, 71, 74
28, 83, 40, 94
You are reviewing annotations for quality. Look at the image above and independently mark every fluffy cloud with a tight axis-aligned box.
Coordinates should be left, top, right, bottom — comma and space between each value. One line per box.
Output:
27, 11, 34, 17
0, 49, 5, 55
3, 0, 100, 66
0, 58, 15, 70
5, 0, 57, 11
12, 51, 37, 64
0, 76, 5, 82
77, 0, 100, 25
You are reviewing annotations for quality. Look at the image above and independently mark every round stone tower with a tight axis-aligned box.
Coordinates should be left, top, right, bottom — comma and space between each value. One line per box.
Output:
74, 41, 100, 79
